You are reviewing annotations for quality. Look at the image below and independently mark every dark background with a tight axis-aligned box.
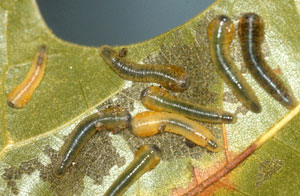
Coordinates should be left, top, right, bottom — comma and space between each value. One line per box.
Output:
37, 0, 216, 46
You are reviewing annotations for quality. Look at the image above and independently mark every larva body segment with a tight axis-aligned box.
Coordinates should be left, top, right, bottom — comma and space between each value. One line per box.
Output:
207, 16, 261, 113
7, 45, 47, 108
104, 144, 161, 196
141, 86, 236, 123
54, 107, 131, 177
99, 45, 189, 92
131, 111, 220, 152
238, 13, 298, 109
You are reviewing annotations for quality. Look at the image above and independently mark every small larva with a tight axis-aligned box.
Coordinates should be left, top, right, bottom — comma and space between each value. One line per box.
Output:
207, 15, 262, 113
141, 86, 236, 123
54, 107, 131, 177
7, 45, 47, 108
99, 45, 189, 92
104, 144, 161, 196
131, 111, 220, 152
238, 13, 298, 109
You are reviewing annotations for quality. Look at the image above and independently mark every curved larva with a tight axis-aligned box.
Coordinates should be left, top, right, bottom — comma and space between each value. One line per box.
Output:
7, 45, 47, 108
54, 107, 131, 177
238, 13, 298, 110
207, 16, 262, 113
99, 45, 189, 92
141, 86, 236, 123
104, 144, 161, 196
131, 111, 220, 152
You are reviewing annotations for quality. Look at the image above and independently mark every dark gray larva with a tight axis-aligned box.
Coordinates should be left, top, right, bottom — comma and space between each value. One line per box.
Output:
99, 45, 189, 92
54, 107, 131, 177
207, 15, 262, 113
141, 86, 236, 123
238, 13, 298, 109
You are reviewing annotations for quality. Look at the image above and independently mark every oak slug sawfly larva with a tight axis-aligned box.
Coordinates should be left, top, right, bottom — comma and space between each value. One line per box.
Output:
104, 144, 161, 196
99, 45, 189, 92
238, 13, 298, 109
131, 111, 220, 152
141, 86, 236, 123
54, 107, 131, 177
7, 45, 47, 108
207, 15, 261, 113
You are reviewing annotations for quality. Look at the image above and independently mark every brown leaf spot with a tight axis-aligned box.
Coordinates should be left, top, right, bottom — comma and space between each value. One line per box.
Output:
2, 159, 39, 195
255, 158, 284, 187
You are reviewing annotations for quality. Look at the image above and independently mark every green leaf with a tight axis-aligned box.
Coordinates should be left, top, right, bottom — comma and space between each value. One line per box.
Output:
215, 113, 300, 196
0, 0, 299, 196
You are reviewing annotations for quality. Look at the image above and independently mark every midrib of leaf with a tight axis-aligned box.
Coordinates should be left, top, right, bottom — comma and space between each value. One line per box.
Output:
255, 104, 300, 148
187, 104, 300, 195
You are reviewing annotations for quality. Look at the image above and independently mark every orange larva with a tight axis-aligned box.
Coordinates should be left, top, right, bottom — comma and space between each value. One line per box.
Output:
131, 111, 220, 152
7, 45, 47, 108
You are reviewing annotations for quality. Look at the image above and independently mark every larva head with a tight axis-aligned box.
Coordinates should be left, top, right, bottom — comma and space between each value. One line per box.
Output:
140, 87, 151, 100
37, 45, 47, 66
150, 144, 162, 157
7, 101, 16, 108
100, 45, 118, 59
7, 100, 23, 109
146, 144, 162, 170
53, 158, 68, 178
140, 86, 169, 112
220, 112, 237, 123
207, 139, 221, 152
7, 93, 30, 109
248, 99, 262, 113
135, 144, 162, 158
134, 144, 162, 170
164, 65, 189, 92
207, 15, 235, 44
173, 76, 190, 92
39, 45, 47, 56
238, 13, 264, 40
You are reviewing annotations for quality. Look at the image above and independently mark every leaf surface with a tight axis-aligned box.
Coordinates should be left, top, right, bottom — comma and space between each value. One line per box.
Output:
0, 0, 299, 195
